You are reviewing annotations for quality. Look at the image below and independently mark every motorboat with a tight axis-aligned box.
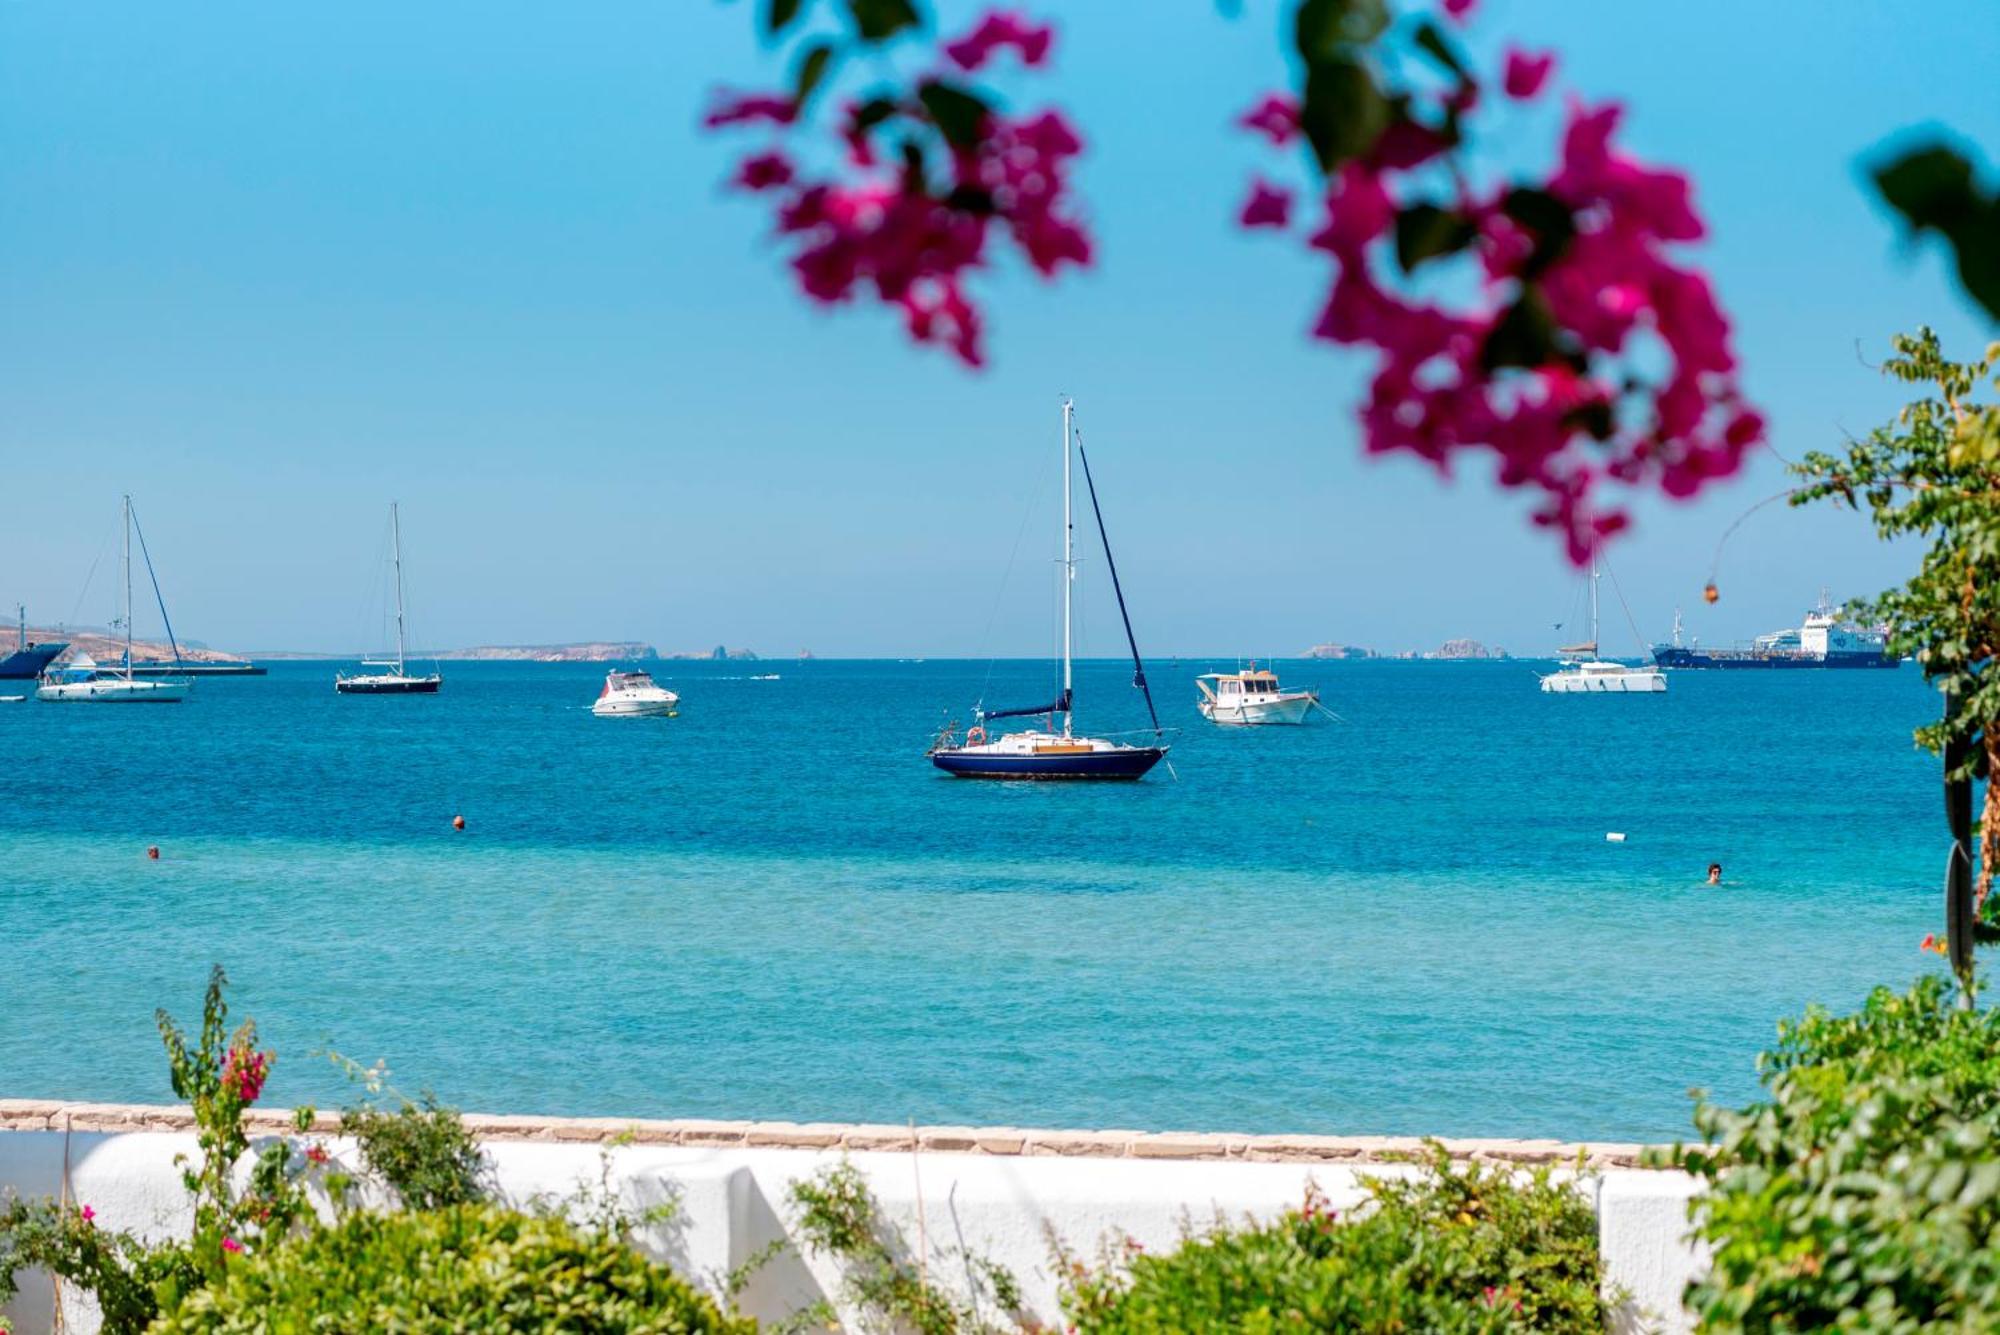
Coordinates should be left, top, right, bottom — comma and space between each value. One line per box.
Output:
36, 498, 192, 704
337, 503, 443, 695
592, 668, 679, 717
1196, 666, 1319, 725
929, 398, 1170, 780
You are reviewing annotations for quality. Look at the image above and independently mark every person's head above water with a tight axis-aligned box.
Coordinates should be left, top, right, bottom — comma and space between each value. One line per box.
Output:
1707, 862, 1722, 885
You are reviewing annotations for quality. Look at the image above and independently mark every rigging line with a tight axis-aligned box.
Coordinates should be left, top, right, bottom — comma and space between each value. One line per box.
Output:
1073, 429, 1161, 737
975, 453, 1052, 707
1599, 558, 1649, 657
127, 502, 184, 667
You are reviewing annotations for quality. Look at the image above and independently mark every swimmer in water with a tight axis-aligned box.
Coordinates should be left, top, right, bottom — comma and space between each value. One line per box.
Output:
1706, 862, 1722, 886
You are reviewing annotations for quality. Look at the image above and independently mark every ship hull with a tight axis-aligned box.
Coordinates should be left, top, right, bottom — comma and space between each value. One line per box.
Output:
0, 643, 67, 680
335, 675, 442, 694
931, 747, 1166, 780
1652, 648, 1899, 670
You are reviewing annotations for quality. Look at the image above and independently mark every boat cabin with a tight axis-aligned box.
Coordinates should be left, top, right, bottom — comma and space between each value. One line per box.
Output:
1197, 669, 1284, 701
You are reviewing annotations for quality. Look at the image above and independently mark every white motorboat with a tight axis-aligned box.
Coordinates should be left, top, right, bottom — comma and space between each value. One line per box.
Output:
1539, 558, 1665, 694
337, 503, 442, 695
592, 669, 679, 717
37, 498, 193, 704
1196, 666, 1319, 725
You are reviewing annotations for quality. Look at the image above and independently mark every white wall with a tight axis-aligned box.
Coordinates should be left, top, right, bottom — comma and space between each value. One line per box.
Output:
0, 1128, 1709, 1333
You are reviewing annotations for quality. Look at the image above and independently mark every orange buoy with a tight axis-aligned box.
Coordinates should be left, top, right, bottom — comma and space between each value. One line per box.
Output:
452, 815, 466, 831
1702, 581, 1720, 605
147, 845, 160, 860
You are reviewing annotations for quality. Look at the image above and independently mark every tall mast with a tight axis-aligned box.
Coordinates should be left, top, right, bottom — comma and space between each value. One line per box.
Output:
1589, 556, 1600, 656
1061, 397, 1074, 737
122, 494, 134, 680
391, 502, 408, 675
16, 604, 23, 653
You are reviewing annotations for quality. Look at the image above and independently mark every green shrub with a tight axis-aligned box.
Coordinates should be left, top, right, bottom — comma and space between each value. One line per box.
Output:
342, 1093, 489, 1209
1059, 1147, 1608, 1333
151, 1203, 755, 1334
1679, 974, 2000, 1331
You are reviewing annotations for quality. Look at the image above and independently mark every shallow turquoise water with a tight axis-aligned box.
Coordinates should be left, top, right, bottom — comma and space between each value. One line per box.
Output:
0, 659, 1947, 1141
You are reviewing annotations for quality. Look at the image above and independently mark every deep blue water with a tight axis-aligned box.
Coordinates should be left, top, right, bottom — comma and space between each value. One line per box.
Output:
0, 659, 1948, 1141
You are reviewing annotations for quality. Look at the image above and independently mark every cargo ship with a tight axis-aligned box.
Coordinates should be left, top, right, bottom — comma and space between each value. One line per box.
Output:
0, 606, 67, 680
1651, 599, 1898, 670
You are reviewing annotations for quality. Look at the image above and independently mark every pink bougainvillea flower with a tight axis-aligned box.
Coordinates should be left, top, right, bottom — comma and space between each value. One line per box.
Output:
221, 1048, 270, 1105
1443, 0, 1477, 21
304, 1143, 331, 1166
732, 151, 795, 192
1503, 46, 1555, 99
80, 1204, 95, 1223
944, 10, 1053, 71
701, 92, 796, 129
220, 1236, 243, 1255
1237, 94, 1299, 147
1238, 178, 1293, 229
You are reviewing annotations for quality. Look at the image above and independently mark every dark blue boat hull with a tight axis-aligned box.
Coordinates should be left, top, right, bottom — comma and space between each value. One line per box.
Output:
931, 747, 1166, 780
0, 643, 67, 680
1651, 647, 1898, 670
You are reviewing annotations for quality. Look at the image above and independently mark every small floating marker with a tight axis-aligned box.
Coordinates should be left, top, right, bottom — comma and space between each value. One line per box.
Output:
1702, 581, 1720, 605
452, 815, 466, 831
1605, 832, 1626, 843
147, 845, 160, 860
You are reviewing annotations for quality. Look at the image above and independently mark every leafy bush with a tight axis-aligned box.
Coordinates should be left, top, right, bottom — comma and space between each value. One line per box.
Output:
1059, 1147, 1608, 1333
151, 1203, 755, 1334
342, 1093, 489, 1210
0, 1197, 198, 1335
1679, 974, 2000, 1331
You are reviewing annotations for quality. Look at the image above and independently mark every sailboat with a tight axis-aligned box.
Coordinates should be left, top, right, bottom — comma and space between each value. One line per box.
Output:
336, 503, 442, 695
1539, 556, 1665, 694
929, 399, 1169, 779
36, 497, 192, 703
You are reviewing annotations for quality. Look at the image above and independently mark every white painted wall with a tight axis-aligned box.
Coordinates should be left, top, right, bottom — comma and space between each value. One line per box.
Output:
0, 1130, 1707, 1333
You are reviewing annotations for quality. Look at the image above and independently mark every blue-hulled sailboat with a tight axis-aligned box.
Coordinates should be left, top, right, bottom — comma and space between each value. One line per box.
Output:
929, 399, 1168, 781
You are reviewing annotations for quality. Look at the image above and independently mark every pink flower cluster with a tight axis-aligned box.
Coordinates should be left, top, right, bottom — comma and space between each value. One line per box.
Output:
221, 1047, 270, 1105
705, 10, 1089, 368
1239, 51, 1761, 562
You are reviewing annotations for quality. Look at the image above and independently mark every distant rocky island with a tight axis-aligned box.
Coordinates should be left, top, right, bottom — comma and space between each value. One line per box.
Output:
1424, 638, 1509, 660
435, 643, 759, 662
12, 624, 252, 666
1300, 642, 1377, 660
1299, 639, 1508, 660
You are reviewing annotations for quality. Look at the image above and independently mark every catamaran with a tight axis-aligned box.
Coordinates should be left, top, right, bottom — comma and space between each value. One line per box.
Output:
36, 497, 192, 703
928, 398, 1169, 780
336, 503, 442, 695
1539, 557, 1665, 694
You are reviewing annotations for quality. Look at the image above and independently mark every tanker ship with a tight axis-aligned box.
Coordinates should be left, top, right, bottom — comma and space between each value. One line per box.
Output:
1651, 597, 1898, 670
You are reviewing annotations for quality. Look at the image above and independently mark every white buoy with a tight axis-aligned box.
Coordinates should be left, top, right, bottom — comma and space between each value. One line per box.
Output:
1606, 832, 1627, 843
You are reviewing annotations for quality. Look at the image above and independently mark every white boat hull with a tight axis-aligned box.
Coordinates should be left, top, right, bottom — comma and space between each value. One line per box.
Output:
1198, 691, 1316, 726
37, 677, 190, 703
593, 692, 679, 717
1540, 666, 1666, 693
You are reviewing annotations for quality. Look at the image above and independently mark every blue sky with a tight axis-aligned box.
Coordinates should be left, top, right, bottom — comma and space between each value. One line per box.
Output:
2, 2, 1996, 657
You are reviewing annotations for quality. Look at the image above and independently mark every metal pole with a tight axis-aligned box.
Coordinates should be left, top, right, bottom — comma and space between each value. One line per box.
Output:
1061, 398, 1074, 737
123, 495, 133, 679
391, 502, 407, 675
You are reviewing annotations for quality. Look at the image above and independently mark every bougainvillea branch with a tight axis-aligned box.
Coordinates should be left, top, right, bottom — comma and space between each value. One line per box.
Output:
1238, 0, 1765, 563
706, 1, 1088, 368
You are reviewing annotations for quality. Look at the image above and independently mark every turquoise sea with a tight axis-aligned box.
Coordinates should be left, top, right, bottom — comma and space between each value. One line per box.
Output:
0, 659, 1946, 1142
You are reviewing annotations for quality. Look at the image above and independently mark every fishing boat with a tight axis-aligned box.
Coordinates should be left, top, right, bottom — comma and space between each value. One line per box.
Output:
1539, 558, 1665, 694
336, 503, 442, 695
929, 399, 1169, 780
36, 498, 192, 703
0, 606, 67, 681
592, 668, 679, 717
1196, 665, 1320, 725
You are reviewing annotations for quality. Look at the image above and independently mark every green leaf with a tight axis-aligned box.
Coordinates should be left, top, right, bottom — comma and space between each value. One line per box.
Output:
1872, 144, 2000, 324
845, 0, 919, 42
765, 0, 805, 36
944, 184, 997, 215
1394, 202, 1475, 273
1294, 0, 1389, 64
793, 41, 836, 109
1501, 186, 1577, 278
1298, 58, 1388, 174
852, 96, 898, 132
1411, 19, 1470, 83
917, 79, 990, 150
1480, 286, 1558, 372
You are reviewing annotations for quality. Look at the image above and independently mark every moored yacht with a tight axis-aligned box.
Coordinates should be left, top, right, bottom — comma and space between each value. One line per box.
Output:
929, 398, 1169, 780
1539, 558, 1665, 694
1196, 665, 1319, 725
592, 668, 679, 717
336, 503, 442, 695
36, 498, 193, 704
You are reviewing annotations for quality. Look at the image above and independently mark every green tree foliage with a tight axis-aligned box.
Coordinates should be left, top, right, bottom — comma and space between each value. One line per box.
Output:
1058, 1147, 1608, 1334
1791, 329, 2000, 900
150, 1204, 755, 1334
341, 1094, 490, 1211
1679, 976, 2000, 1331
1874, 145, 2000, 325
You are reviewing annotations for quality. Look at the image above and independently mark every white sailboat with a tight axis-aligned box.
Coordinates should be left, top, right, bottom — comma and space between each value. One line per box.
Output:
336, 503, 442, 695
1539, 558, 1665, 694
37, 496, 192, 703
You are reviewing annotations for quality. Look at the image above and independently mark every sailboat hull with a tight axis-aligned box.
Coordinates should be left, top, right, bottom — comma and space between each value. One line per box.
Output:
931, 745, 1166, 780
36, 678, 189, 703
335, 674, 442, 695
